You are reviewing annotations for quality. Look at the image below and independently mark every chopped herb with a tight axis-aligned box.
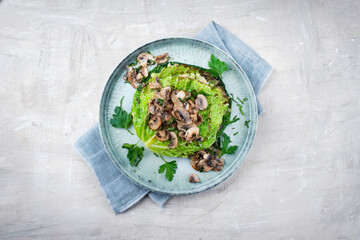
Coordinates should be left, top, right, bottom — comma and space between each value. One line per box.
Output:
229, 115, 240, 124
233, 132, 239, 136
238, 105, 244, 116
244, 120, 251, 128
207, 54, 228, 78
157, 99, 164, 105
158, 156, 177, 182
199, 168, 204, 172
178, 98, 185, 103
137, 85, 143, 92
237, 97, 244, 104
128, 60, 138, 67
122, 140, 145, 167
229, 93, 237, 103
242, 98, 248, 102
153, 153, 159, 157
149, 60, 155, 65
220, 133, 238, 157
110, 96, 133, 135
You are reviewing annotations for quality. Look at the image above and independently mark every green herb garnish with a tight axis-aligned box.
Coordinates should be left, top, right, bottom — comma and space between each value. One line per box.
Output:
110, 96, 133, 135
229, 115, 240, 124
122, 140, 145, 167
244, 120, 251, 128
220, 133, 238, 157
207, 54, 228, 78
233, 132, 239, 136
128, 60, 138, 67
158, 156, 177, 182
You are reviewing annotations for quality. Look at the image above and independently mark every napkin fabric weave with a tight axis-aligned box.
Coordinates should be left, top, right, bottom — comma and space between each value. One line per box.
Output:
73, 21, 272, 214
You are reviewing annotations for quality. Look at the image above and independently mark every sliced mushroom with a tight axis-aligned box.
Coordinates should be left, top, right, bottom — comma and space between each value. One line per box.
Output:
137, 52, 155, 67
154, 86, 171, 100
156, 130, 170, 141
195, 94, 208, 111
184, 99, 197, 114
189, 173, 200, 183
168, 132, 178, 149
124, 65, 131, 80
172, 106, 192, 125
148, 115, 161, 130
159, 111, 172, 123
189, 151, 207, 171
213, 158, 225, 171
148, 99, 161, 115
196, 154, 214, 172
154, 99, 163, 109
170, 90, 183, 107
185, 126, 199, 142
136, 72, 143, 82
176, 90, 187, 100
179, 131, 186, 141
177, 123, 196, 132
139, 66, 149, 78
163, 100, 173, 111
149, 78, 162, 89
191, 113, 203, 126
126, 66, 141, 89
155, 53, 169, 64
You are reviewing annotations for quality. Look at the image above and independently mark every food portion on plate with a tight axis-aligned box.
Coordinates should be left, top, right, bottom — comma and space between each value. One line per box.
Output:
111, 51, 249, 183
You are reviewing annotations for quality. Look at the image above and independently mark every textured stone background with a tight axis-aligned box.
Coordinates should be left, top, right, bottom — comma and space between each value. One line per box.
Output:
1, 0, 359, 239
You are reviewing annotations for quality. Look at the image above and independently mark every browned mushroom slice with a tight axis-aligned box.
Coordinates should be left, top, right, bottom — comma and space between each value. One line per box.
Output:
149, 82, 162, 89
159, 111, 172, 123
185, 126, 199, 142
156, 130, 170, 141
154, 99, 163, 109
154, 86, 171, 100
189, 173, 200, 183
195, 94, 208, 111
191, 113, 203, 126
136, 72, 143, 82
177, 123, 196, 132
139, 66, 149, 78
179, 131, 186, 141
163, 100, 174, 111
196, 154, 214, 172
170, 90, 183, 107
155, 53, 169, 64
213, 158, 225, 171
176, 90, 187, 100
148, 115, 161, 130
137, 52, 155, 67
172, 107, 192, 125
148, 99, 161, 115
125, 66, 141, 89
190, 158, 200, 171
168, 132, 178, 149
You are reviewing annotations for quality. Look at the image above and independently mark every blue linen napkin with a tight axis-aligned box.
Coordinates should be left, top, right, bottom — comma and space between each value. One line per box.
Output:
73, 21, 273, 214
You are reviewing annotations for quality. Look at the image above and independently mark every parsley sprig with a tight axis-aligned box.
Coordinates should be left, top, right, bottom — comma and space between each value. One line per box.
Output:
122, 140, 145, 167
207, 54, 228, 78
158, 156, 177, 182
110, 96, 133, 135
220, 133, 238, 157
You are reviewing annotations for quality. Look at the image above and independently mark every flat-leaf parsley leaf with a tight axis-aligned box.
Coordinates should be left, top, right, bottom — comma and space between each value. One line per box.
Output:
158, 156, 177, 182
122, 141, 145, 167
220, 133, 238, 157
110, 96, 133, 135
208, 54, 228, 78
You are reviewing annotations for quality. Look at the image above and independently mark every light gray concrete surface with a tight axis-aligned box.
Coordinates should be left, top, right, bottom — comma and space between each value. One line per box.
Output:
1, 0, 359, 239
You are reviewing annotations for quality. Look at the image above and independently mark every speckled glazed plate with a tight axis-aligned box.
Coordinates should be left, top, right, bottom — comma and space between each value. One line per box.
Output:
99, 38, 257, 195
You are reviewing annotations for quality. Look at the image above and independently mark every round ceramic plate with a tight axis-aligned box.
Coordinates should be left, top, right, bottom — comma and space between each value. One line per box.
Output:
99, 38, 258, 195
